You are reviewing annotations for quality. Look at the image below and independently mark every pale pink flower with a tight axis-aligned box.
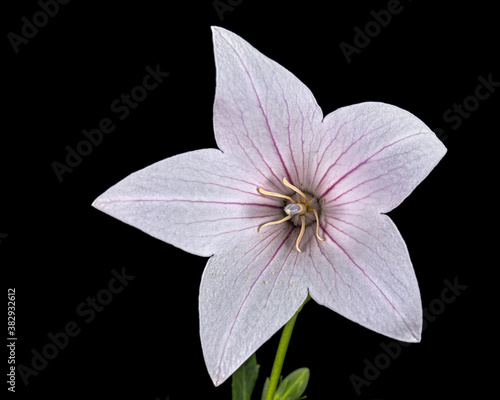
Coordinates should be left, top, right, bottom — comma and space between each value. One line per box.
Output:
92, 27, 446, 386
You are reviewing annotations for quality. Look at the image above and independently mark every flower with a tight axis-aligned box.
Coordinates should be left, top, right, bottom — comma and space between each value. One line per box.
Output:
92, 26, 446, 386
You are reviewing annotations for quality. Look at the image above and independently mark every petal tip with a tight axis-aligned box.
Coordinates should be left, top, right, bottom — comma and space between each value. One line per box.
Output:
409, 331, 422, 343
401, 319, 422, 343
91, 195, 107, 211
210, 25, 227, 39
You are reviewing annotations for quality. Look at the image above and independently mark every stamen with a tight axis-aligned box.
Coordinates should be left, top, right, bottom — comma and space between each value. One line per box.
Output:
312, 209, 325, 241
296, 215, 306, 252
257, 187, 295, 203
258, 214, 293, 233
283, 177, 307, 201
257, 178, 325, 252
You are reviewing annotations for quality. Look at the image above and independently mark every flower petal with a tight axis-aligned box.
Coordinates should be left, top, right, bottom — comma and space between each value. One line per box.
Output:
212, 26, 323, 192
199, 223, 308, 386
313, 102, 446, 213
92, 148, 284, 256
307, 211, 422, 342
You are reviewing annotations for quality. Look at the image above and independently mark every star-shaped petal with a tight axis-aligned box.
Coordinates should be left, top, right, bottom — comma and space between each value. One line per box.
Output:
93, 26, 446, 386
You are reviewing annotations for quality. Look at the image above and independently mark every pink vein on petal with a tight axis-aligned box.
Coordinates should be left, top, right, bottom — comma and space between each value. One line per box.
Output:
316, 125, 386, 194
221, 110, 282, 192
192, 224, 258, 239
325, 167, 399, 204
264, 237, 296, 307
214, 225, 295, 381
177, 214, 278, 226
95, 199, 282, 208
318, 131, 423, 199
236, 110, 283, 187
327, 215, 397, 258
217, 34, 293, 185
322, 228, 419, 340
312, 235, 354, 295
210, 228, 287, 321
231, 227, 287, 285
323, 186, 390, 210
166, 178, 268, 199
325, 221, 406, 303
274, 77, 301, 185
175, 164, 266, 193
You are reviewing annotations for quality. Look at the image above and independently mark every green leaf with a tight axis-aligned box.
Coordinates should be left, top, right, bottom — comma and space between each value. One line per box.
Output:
273, 368, 310, 400
232, 353, 260, 400
261, 377, 270, 400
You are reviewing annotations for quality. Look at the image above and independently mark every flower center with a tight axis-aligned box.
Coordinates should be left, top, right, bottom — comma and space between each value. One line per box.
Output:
257, 177, 325, 252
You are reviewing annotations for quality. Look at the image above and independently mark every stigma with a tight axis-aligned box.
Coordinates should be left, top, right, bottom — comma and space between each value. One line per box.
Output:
257, 177, 325, 252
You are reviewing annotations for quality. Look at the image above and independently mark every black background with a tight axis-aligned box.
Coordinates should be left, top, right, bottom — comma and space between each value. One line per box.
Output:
3, 1, 497, 399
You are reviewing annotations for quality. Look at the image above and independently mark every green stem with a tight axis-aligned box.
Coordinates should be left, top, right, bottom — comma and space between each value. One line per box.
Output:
265, 294, 310, 400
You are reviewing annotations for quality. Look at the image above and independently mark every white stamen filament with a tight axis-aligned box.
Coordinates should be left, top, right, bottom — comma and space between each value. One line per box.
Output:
283, 177, 306, 201
257, 214, 293, 233
312, 208, 325, 242
257, 187, 294, 203
296, 215, 306, 252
